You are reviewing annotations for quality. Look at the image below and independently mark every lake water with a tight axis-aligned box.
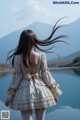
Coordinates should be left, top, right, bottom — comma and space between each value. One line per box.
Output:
0, 68, 80, 120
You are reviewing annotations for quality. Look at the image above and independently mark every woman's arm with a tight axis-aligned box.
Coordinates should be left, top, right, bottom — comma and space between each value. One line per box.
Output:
5, 55, 23, 103
40, 53, 63, 98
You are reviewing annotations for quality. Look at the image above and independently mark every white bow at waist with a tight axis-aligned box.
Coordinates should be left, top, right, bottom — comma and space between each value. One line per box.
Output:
23, 73, 40, 95
23, 73, 39, 80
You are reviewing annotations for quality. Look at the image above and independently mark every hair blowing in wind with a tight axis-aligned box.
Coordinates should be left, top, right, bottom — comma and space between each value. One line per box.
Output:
6, 18, 68, 68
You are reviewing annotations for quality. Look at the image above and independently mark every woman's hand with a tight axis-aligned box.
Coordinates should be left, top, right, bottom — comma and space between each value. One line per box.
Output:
5, 100, 11, 107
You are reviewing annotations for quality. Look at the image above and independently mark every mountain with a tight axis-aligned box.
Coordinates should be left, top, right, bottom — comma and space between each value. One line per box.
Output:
0, 19, 80, 63
49, 50, 80, 62
62, 50, 80, 61
0, 21, 52, 63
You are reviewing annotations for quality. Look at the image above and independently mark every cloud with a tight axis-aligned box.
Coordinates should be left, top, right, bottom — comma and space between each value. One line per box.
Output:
25, 0, 51, 17
11, 0, 52, 23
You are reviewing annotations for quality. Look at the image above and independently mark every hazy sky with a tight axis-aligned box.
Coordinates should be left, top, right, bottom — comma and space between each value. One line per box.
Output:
0, 0, 80, 38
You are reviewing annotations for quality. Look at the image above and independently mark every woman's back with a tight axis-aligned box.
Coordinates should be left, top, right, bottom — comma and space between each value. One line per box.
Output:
27, 51, 40, 66
15, 52, 41, 74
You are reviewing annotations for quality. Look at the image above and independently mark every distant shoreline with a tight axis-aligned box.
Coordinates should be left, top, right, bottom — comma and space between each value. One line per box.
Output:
0, 63, 13, 71
0, 61, 80, 71
49, 66, 80, 70
0, 65, 80, 73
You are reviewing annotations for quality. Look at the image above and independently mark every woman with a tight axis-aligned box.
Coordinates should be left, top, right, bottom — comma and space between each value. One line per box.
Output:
5, 18, 66, 120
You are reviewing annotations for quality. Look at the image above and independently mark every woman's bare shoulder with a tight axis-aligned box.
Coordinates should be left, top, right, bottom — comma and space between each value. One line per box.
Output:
31, 51, 40, 56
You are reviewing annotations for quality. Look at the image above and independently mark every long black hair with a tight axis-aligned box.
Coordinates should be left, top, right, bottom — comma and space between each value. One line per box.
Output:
6, 18, 68, 68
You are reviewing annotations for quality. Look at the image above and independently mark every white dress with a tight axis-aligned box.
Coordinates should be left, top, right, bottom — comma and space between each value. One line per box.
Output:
6, 52, 63, 110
